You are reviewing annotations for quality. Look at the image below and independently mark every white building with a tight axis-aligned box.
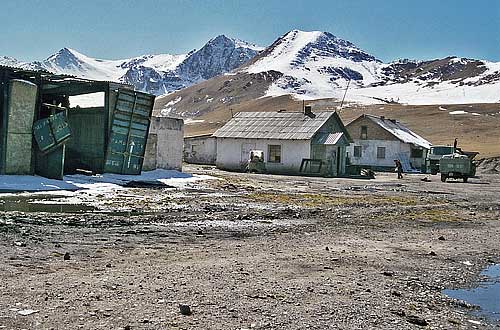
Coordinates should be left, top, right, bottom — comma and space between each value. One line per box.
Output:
345, 114, 432, 171
183, 134, 217, 165
213, 109, 352, 176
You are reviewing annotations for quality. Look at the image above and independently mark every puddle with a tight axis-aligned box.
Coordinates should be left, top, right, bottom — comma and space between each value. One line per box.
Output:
443, 264, 500, 324
0, 197, 95, 213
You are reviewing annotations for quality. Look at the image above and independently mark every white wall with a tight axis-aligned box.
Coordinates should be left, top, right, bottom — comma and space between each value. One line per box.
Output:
144, 117, 184, 171
184, 136, 217, 165
216, 138, 310, 174
347, 139, 426, 169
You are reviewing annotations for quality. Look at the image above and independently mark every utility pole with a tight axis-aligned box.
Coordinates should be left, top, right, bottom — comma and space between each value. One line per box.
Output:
339, 79, 351, 111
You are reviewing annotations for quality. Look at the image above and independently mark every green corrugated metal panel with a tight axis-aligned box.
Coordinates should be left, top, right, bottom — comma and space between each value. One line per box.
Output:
65, 107, 106, 173
33, 111, 71, 153
104, 89, 154, 175
3, 79, 37, 175
35, 145, 65, 180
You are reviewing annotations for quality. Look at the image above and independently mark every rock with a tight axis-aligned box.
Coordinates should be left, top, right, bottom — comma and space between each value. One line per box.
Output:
179, 304, 192, 315
63, 252, 71, 260
18, 309, 39, 316
406, 315, 428, 326
391, 290, 402, 297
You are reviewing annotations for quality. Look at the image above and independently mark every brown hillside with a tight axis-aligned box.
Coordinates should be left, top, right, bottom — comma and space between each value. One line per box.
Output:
177, 97, 500, 158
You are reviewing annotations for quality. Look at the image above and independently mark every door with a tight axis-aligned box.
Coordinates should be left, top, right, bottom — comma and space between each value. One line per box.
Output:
240, 143, 255, 169
104, 89, 155, 175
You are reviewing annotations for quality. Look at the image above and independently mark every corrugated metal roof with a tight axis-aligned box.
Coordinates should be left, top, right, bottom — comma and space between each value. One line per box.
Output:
364, 115, 432, 149
313, 132, 344, 145
213, 111, 335, 140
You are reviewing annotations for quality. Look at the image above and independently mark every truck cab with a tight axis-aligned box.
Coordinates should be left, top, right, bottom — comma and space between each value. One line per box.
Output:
426, 145, 455, 174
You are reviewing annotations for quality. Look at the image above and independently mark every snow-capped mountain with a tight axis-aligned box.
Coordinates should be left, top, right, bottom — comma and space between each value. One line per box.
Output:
2, 35, 262, 96
240, 30, 500, 104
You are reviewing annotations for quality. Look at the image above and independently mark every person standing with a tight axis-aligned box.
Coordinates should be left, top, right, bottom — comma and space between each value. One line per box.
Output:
394, 159, 403, 179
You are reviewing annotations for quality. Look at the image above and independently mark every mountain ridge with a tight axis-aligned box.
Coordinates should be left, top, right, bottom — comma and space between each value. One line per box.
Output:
0, 34, 263, 95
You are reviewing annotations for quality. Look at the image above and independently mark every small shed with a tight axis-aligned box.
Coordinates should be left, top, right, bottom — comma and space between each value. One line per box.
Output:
143, 116, 184, 171
183, 134, 217, 165
345, 114, 432, 171
213, 109, 352, 176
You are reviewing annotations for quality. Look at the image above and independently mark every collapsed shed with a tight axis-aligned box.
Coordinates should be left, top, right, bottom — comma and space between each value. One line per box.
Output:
0, 66, 158, 179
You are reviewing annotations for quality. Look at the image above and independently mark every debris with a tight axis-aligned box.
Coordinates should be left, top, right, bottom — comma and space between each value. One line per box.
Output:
179, 304, 192, 315
462, 261, 473, 266
382, 271, 395, 277
428, 251, 437, 256
18, 309, 39, 316
325, 246, 330, 251
63, 252, 71, 260
406, 315, 428, 326
438, 236, 446, 241
467, 320, 481, 325
124, 326, 131, 330
420, 177, 431, 182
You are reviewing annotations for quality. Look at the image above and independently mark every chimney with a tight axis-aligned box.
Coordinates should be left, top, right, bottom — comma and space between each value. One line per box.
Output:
304, 105, 315, 118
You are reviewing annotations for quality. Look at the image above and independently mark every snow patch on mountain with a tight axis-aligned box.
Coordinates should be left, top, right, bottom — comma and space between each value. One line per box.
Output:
243, 30, 500, 105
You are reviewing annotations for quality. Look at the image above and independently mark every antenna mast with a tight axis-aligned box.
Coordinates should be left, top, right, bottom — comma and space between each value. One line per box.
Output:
339, 79, 351, 111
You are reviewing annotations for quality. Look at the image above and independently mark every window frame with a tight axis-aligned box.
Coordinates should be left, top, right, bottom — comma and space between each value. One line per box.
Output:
267, 144, 282, 164
353, 145, 362, 158
360, 126, 368, 140
410, 148, 424, 158
376, 146, 386, 159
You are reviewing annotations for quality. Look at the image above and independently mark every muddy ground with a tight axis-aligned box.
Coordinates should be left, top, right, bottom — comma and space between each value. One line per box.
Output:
1, 166, 499, 330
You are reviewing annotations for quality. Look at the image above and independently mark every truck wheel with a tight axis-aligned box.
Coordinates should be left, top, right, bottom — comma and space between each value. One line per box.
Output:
463, 176, 468, 183
440, 174, 447, 182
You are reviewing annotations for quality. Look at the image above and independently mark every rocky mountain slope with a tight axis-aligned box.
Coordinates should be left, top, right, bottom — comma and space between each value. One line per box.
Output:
155, 30, 500, 119
0, 35, 263, 96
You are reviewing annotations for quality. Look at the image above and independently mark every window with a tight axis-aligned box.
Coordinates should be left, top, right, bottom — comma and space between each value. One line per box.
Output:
268, 145, 281, 163
411, 148, 423, 158
377, 147, 386, 159
360, 126, 368, 139
353, 146, 362, 157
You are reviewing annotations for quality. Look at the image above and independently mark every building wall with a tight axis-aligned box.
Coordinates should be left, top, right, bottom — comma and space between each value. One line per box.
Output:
3, 80, 37, 175
144, 117, 184, 171
184, 135, 217, 165
216, 138, 310, 174
346, 116, 398, 141
347, 139, 426, 170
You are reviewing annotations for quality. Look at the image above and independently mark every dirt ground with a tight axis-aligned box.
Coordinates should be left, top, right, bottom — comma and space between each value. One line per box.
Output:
1, 166, 500, 330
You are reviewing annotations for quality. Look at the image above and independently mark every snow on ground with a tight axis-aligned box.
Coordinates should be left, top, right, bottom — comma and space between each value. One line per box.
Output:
0, 176, 81, 193
160, 96, 182, 116
286, 80, 500, 105
0, 170, 214, 194
184, 118, 205, 125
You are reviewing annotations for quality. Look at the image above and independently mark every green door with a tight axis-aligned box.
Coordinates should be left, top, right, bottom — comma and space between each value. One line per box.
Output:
104, 89, 155, 175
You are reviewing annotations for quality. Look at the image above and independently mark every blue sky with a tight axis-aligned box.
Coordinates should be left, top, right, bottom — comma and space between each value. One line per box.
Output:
1, 0, 499, 62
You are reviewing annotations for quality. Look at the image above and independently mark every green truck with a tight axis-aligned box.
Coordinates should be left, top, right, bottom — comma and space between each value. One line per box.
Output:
439, 154, 476, 182
426, 145, 456, 175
